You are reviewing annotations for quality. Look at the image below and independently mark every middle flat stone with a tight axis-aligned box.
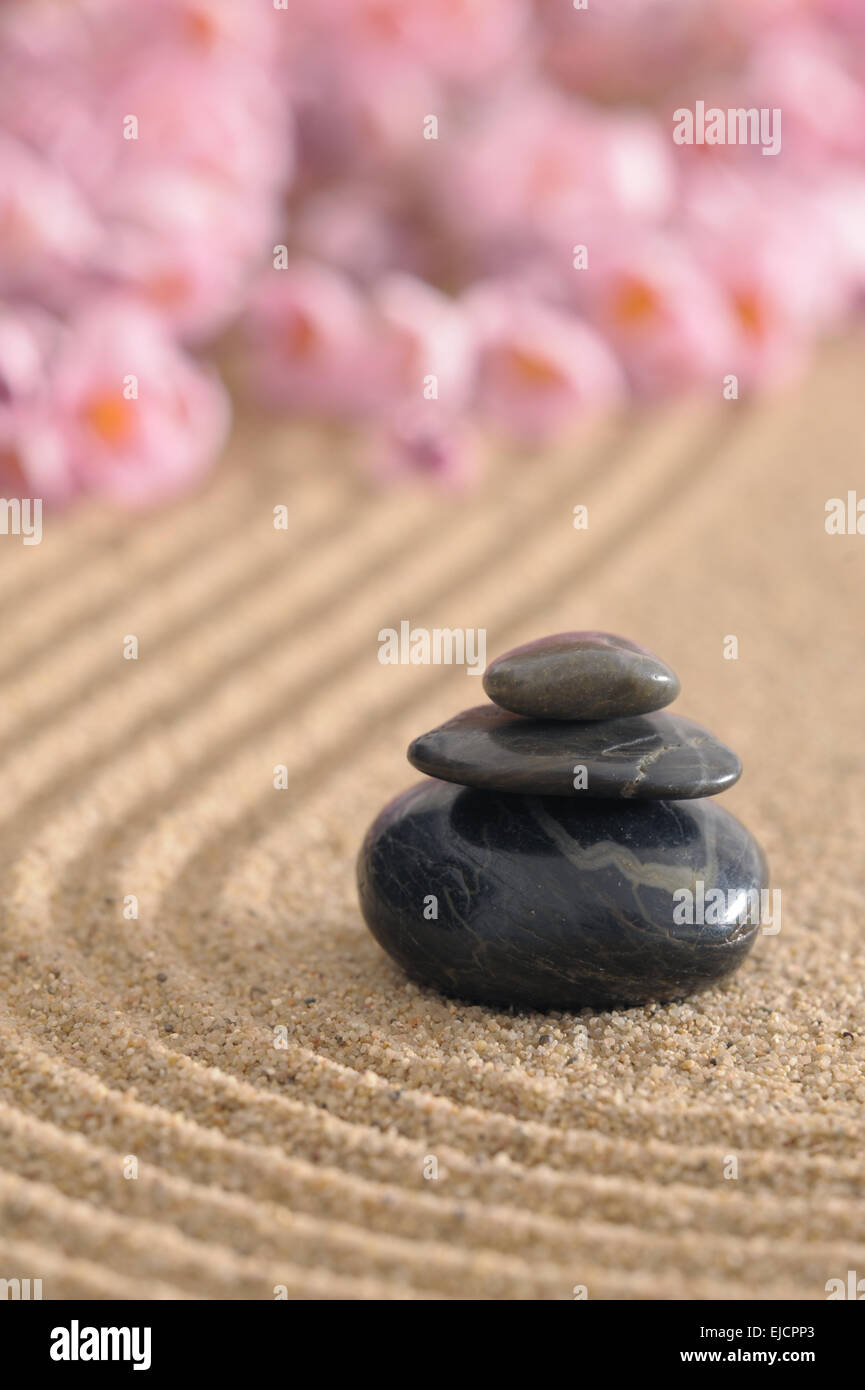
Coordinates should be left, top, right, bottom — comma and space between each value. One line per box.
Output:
407, 705, 742, 799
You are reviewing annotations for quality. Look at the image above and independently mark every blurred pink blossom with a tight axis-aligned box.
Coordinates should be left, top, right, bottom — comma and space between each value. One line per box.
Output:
293, 52, 442, 175
0, 300, 229, 508
128, 0, 281, 59
101, 50, 289, 190
817, 173, 865, 296
1, 0, 864, 506
292, 186, 415, 283
437, 87, 674, 256
745, 21, 865, 162
97, 168, 278, 341
372, 274, 476, 410
244, 260, 377, 416
302, 0, 530, 83
0, 133, 101, 305
575, 233, 737, 394
0, 307, 59, 402
683, 170, 849, 386
466, 284, 626, 439
364, 403, 480, 492
537, 0, 808, 101
54, 301, 231, 507
0, 306, 71, 502
0, 406, 72, 506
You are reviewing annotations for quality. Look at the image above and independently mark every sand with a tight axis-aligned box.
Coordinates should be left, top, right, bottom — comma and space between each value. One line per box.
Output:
0, 339, 864, 1300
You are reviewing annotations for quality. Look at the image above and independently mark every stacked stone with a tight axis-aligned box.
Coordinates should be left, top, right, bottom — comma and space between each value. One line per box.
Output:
357, 633, 768, 1011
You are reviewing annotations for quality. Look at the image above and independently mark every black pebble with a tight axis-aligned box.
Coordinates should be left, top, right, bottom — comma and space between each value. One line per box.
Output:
357, 779, 768, 1011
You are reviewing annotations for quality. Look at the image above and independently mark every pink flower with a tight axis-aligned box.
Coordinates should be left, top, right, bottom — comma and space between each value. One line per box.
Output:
97, 168, 278, 341
244, 260, 377, 416
2, 0, 863, 505
0, 405, 72, 506
363, 402, 480, 491
120, 0, 281, 61
0, 305, 59, 401
96, 224, 251, 344
0, 299, 230, 507
537, 0, 805, 101
301, 0, 529, 82
0, 8, 288, 338
0, 6, 288, 199
392, 0, 530, 82
290, 44, 442, 177
0, 307, 66, 502
683, 173, 849, 386
292, 186, 414, 282
0, 305, 73, 503
744, 22, 865, 163
0, 133, 101, 306
371, 274, 476, 410
465, 283, 626, 438
436, 87, 673, 255
574, 231, 737, 395
51, 300, 230, 507
101, 49, 290, 192
817, 172, 865, 297
0, 58, 111, 204
818, 0, 865, 47
538, 0, 703, 101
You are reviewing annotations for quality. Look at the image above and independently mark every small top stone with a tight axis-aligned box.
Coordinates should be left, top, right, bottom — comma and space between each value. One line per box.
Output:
482, 631, 680, 721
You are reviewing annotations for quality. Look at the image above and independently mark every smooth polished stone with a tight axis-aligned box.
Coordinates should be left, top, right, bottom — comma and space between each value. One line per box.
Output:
483, 631, 679, 720
407, 706, 741, 799
357, 779, 768, 1010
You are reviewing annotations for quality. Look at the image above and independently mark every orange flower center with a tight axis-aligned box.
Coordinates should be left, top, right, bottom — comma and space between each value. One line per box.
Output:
611, 277, 661, 327
0, 446, 27, 488
146, 270, 190, 307
283, 311, 320, 360
502, 346, 567, 389
364, 2, 403, 38
184, 7, 219, 48
732, 289, 767, 340
83, 393, 136, 446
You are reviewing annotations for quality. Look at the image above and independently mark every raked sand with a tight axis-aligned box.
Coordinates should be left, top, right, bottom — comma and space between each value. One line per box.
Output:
1, 341, 864, 1299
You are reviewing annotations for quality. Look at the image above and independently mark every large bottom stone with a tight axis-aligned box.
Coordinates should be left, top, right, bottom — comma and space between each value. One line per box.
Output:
357, 779, 769, 1011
